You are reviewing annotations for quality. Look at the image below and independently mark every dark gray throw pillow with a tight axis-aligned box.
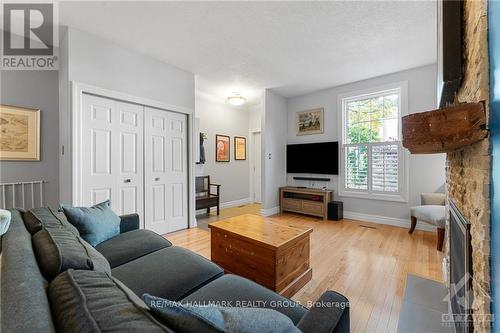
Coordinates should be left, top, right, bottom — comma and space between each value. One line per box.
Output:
143, 294, 301, 333
32, 227, 111, 281
61, 200, 120, 246
49, 270, 170, 332
23, 207, 80, 235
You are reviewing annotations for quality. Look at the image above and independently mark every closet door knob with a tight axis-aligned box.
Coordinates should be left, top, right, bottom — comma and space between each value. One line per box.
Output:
124, 179, 131, 183
155, 177, 160, 181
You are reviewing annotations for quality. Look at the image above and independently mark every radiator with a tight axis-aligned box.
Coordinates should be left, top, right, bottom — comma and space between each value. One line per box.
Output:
0, 180, 46, 210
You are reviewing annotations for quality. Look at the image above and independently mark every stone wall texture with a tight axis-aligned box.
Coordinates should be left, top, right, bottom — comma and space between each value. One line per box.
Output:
446, 0, 491, 331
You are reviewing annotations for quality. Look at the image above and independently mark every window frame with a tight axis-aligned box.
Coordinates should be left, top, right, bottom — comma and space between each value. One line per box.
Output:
338, 81, 409, 202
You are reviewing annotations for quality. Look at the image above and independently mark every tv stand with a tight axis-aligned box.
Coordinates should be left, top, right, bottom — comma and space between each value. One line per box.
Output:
279, 186, 333, 220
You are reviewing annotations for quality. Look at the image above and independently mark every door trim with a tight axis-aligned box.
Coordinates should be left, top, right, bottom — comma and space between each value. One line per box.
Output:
248, 128, 261, 204
71, 81, 195, 229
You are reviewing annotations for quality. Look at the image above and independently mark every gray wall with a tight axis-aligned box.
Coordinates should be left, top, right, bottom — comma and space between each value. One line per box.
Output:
58, 26, 195, 204
194, 91, 252, 204
1, 71, 60, 207
286, 64, 446, 220
262, 89, 288, 211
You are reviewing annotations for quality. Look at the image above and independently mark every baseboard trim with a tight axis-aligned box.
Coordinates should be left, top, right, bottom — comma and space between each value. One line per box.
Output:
196, 197, 252, 215
221, 197, 252, 209
260, 206, 280, 216
343, 211, 436, 232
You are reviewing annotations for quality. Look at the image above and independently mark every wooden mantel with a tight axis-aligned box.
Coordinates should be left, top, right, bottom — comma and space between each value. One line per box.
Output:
402, 102, 488, 154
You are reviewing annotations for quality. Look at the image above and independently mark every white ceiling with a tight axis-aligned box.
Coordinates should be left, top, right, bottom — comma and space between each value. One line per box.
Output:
60, 1, 437, 105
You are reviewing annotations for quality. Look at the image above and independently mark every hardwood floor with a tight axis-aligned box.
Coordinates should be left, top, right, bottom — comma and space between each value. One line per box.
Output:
195, 203, 261, 229
166, 210, 444, 333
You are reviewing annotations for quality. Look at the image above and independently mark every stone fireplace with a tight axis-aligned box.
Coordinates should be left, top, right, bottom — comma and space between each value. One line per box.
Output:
445, 0, 491, 332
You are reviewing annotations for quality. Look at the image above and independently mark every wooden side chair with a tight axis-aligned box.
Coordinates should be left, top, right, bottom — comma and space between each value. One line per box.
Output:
195, 176, 221, 215
409, 193, 446, 251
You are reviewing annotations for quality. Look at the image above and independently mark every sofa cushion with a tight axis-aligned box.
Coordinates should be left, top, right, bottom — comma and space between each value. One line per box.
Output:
297, 291, 350, 333
112, 246, 223, 301
144, 293, 301, 333
49, 269, 173, 332
96, 229, 172, 268
1, 209, 55, 333
62, 200, 120, 246
181, 274, 307, 325
23, 207, 80, 235
32, 227, 111, 281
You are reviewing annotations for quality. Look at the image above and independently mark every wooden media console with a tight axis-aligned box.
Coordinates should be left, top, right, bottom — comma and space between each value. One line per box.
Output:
280, 186, 333, 220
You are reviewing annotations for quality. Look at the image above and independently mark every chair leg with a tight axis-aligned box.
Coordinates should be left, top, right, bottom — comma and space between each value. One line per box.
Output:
409, 216, 417, 234
437, 228, 445, 251
216, 201, 220, 216
206, 208, 210, 215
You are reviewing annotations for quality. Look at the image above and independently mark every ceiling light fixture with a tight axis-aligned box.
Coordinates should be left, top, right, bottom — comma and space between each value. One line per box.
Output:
227, 93, 246, 106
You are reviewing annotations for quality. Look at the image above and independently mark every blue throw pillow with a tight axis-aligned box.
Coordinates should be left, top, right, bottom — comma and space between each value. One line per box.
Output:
143, 293, 301, 333
61, 200, 120, 246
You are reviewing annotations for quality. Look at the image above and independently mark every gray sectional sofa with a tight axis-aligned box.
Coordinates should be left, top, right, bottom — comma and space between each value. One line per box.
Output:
0, 208, 349, 332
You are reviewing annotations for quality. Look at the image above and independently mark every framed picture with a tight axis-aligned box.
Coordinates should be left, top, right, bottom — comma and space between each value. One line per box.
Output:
0, 104, 40, 161
296, 108, 324, 135
215, 134, 230, 162
234, 136, 246, 160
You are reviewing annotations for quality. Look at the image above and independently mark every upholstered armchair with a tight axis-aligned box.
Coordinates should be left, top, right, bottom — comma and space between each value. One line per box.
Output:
409, 193, 446, 251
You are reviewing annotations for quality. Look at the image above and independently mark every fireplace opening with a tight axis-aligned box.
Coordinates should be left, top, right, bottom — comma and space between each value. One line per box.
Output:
449, 200, 473, 333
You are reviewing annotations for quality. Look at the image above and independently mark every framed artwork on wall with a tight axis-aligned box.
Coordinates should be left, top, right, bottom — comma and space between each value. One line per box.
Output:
215, 134, 230, 162
0, 104, 40, 161
234, 136, 246, 160
296, 107, 324, 135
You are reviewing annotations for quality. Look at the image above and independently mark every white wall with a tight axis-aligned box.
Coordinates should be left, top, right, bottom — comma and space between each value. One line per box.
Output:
248, 103, 262, 130
194, 91, 257, 205
286, 64, 445, 222
261, 89, 288, 213
65, 28, 194, 110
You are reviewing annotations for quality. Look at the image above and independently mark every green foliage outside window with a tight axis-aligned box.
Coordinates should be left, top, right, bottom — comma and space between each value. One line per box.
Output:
345, 93, 398, 188
345, 127, 379, 188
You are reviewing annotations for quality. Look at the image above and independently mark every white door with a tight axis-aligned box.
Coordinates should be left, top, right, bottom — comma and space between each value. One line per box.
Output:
144, 107, 188, 234
81, 94, 144, 220
253, 132, 262, 203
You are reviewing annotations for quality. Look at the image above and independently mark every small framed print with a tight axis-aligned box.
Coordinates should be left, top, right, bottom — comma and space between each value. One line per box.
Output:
234, 136, 246, 160
296, 108, 324, 135
0, 104, 40, 161
215, 134, 230, 162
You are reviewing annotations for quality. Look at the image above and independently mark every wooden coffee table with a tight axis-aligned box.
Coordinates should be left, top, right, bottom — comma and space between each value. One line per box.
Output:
208, 214, 312, 297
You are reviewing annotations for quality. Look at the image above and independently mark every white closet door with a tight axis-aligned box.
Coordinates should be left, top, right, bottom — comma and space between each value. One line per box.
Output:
144, 107, 188, 234
81, 94, 144, 221
115, 100, 144, 218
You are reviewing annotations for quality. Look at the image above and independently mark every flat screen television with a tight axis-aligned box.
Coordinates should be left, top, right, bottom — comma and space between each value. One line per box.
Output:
287, 142, 338, 175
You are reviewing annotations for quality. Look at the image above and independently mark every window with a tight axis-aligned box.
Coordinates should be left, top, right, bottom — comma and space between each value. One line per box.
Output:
339, 83, 408, 202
